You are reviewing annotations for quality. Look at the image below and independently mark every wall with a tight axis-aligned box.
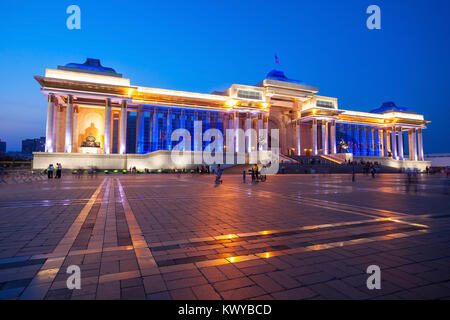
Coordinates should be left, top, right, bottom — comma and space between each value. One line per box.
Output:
354, 156, 431, 171
32, 151, 274, 170
424, 154, 450, 167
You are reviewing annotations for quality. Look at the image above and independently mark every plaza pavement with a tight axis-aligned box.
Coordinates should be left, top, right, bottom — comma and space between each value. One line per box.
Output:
0, 173, 449, 300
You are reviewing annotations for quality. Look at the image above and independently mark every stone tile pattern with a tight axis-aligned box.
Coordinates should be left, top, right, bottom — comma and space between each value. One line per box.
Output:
0, 173, 449, 300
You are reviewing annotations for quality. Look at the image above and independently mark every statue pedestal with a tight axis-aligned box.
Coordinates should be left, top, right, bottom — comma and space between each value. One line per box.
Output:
80, 147, 102, 154
333, 153, 353, 162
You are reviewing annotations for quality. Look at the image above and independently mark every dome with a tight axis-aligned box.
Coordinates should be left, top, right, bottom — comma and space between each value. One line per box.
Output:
64, 58, 117, 74
266, 69, 302, 84
370, 102, 410, 114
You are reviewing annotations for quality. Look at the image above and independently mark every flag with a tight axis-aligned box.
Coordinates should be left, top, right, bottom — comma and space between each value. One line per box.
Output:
275, 54, 279, 65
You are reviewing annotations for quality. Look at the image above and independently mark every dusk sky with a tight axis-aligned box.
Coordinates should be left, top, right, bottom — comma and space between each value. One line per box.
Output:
0, 0, 449, 153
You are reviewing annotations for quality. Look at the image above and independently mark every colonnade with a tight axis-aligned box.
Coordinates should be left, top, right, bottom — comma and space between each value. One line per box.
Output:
45, 93, 270, 155
293, 118, 424, 161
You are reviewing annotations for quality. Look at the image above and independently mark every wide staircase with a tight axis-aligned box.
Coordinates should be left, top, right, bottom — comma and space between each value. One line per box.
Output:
222, 164, 255, 174
279, 155, 399, 174
221, 154, 402, 175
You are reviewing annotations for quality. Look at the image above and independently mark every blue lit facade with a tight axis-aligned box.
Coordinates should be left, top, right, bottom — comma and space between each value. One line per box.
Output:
126, 106, 226, 154
335, 123, 382, 156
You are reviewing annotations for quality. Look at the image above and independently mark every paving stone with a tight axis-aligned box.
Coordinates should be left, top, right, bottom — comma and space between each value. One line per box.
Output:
170, 287, 197, 300
166, 276, 208, 290
250, 274, 284, 293
200, 266, 228, 283
143, 274, 167, 294
213, 277, 254, 292
0, 174, 449, 300
271, 286, 317, 300
121, 285, 146, 300
220, 285, 266, 300
192, 284, 221, 300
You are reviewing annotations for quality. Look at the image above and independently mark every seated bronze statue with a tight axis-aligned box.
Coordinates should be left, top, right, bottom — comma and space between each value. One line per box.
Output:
81, 135, 101, 148
338, 139, 349, 152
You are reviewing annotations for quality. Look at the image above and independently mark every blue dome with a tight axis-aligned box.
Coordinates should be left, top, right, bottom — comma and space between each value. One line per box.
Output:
64, 58, 117, 74
266, 69, 302, 84
370, 102, 409, 113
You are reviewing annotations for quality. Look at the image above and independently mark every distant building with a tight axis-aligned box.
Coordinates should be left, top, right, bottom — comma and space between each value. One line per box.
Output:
0, 139, 6, 155
22, 137, 45, 154
425, 154, 450, 168
5, 152, 33, 161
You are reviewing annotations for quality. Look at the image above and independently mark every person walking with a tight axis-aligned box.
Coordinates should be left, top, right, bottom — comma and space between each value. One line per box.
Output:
242, 170, 246, 183
47, 164, 54, 179
215, 164, 222, 185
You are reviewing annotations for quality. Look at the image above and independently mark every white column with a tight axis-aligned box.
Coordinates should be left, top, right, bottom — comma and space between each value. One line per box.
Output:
371, 128, 375, 156
321, 121, 328, 155
263, 114, 269, 151
226, 113, 233, 152
330, 121, 336, 154
55, 105, 63, 152
72, 107, 78, 153
152, 107, 158, 151
234, 111, 240, 152
246, 112, 251, 153
384, 130, 389, 157
45, 94, 55, 152
409, 129, 417, 161
64, 95, 73, 153
312, 119, 318, 155
417, 128, 424, 161
379, 129, 385, 157
408, 129, 412, 160
119, 100, 127, 154
391, 128, 397, 159
194, 110, 202, 152
258, 114, 263, 151
135, 105, 144, 153
296, 120, 301, 156
397, 127, 404, 160
104, 98, 112, 154
166, 108, 172, 150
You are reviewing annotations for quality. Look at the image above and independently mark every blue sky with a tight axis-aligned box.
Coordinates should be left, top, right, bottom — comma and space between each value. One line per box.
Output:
0, 0, 449, 153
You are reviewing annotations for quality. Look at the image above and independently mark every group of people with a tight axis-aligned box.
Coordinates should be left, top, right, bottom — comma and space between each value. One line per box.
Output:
243, 164, 264, 183
196, 166, 212, 174
47, 163, 62, 179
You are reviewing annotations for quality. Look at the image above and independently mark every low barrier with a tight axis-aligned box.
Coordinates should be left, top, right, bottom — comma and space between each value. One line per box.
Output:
0, 169, 46, 185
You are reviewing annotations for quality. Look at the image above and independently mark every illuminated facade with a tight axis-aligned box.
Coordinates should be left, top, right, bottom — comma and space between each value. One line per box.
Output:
34, 59, 429, 168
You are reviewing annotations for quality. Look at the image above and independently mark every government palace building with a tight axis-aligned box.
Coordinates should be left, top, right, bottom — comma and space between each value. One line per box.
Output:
32, 58, 430, 171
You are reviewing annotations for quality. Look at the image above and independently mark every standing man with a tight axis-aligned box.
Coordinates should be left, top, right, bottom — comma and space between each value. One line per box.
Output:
47, 164, 54, 179
56, 163, 62, 179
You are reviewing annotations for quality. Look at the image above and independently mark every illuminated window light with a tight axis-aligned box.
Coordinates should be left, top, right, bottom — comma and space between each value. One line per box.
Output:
226, 99, 237, 108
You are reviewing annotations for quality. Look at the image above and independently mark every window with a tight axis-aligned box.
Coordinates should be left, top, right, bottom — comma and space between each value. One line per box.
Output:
237, 89, 262, 100
316, 100, 334, 109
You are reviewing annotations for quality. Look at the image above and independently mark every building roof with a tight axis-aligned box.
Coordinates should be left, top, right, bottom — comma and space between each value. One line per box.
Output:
265, 69, 302, 84
58, 58, 122, 77
370, 101, 411, 114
